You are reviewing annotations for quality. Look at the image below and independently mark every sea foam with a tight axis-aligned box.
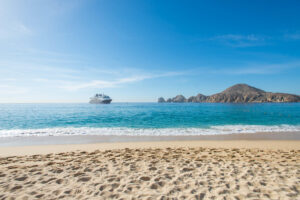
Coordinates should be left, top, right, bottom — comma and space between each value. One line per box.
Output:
0, 125, 300, 137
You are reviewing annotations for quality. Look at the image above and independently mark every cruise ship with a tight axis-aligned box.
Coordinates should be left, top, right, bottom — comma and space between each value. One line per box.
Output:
89, 94, 112, 104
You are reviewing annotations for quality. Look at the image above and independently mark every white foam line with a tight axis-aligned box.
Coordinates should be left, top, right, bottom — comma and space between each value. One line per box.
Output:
0, 125, 300, 137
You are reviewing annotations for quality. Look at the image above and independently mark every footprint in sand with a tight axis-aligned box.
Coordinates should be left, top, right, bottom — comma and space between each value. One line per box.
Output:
41, 177, 56, 184
74, 172, 85, 177
150, 183, 159, 189
52, 168, 64, 174
10, 185, 22, 192
56, 179, 63, 184
99, 185, 106, 191
77, 176, 91, 182
140, 176, 151, 181
148, 167, 157, 171
35, 194, 44, 198
15, 176, 27, 181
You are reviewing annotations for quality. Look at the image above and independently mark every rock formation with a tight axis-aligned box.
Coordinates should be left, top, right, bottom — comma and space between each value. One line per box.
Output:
188, 94, 207, 102
158, 97, 166, 103
158, 84, 300, 103
171, 95, 186, 103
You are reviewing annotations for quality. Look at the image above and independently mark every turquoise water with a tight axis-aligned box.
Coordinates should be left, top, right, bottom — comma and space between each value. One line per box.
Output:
0, 103, 299, 137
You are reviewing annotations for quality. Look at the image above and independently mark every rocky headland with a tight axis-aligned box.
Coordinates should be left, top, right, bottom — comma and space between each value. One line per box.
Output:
158, 84, 300, 103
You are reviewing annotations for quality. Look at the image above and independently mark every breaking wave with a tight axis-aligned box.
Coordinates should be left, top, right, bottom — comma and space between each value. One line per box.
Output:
0, 125, 300, 137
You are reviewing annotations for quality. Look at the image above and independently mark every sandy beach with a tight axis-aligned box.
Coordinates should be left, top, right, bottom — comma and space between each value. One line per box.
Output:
1, 0, 300, 199
0, 139, 300, 199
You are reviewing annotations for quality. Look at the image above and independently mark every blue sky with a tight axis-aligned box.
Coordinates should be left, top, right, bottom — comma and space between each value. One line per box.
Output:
0, 0, 300, 102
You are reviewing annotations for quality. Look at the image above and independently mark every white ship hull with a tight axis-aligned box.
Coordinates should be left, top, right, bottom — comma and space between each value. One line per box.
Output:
89, 98, 112, 104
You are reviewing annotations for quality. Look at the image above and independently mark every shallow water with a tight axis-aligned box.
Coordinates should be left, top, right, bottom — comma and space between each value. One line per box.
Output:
0, 103, 299, 137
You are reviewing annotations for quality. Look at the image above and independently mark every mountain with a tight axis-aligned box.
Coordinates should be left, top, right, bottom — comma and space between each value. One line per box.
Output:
158, 84, 300, 103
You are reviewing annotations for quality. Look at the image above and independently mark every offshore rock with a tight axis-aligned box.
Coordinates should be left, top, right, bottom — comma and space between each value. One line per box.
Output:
166, 98, 172, 103
158, 97, 166, 103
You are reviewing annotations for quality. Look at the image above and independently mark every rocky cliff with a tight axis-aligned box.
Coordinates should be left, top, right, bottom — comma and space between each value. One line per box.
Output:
158, 84, 300, 103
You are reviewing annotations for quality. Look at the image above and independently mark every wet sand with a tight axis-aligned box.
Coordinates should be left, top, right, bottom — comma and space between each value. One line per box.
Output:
0, 131, 300, 147
0, 134, 300, 199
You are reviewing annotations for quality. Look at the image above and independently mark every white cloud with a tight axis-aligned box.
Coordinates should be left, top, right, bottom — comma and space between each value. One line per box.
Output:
14, 23, 32, 35
209, 32, 300, 47
0, 85, 29, 94
61, 79, 128, 91
61, 72, 184, 91
284, 33, 300, 40
206, 61, 300, 75
210, 34, 266, 47
215, 34, 261, 41
0, 22, 33, 39
1, 78, 17, 81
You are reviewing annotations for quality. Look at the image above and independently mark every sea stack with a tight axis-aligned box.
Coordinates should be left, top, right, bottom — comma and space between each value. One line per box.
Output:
158, 97, 166, 103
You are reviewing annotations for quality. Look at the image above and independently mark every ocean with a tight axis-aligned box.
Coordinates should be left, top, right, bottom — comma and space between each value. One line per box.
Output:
0, 103, 299, 137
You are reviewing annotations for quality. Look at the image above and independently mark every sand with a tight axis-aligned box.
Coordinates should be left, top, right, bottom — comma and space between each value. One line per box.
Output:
0, 140, 300, 199
1, 132, 300, 147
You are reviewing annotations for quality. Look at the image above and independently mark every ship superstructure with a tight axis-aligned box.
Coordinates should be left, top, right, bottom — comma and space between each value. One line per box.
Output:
89, 94, 112, 104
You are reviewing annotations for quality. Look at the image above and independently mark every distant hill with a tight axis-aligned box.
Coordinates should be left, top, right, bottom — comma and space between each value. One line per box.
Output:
158, 84, 300, 103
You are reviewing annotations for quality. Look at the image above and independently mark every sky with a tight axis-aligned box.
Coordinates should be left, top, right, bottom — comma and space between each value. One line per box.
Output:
0, 0, 300, 103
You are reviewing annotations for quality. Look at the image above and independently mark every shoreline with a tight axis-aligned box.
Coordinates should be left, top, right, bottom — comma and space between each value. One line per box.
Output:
0, 131, 300, 156
0, 131, 299, 147
1, 140, 300, 157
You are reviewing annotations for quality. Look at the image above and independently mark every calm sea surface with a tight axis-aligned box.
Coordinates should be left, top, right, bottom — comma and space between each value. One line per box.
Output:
0, 103, 299, 137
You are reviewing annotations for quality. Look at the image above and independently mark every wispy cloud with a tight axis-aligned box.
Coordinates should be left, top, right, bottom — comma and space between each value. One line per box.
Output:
0, 22, 33, 39
61, 71, 184, 91
210, 34, 266, 47
284, 33, 300, 40
204, 61, 300, 75
14, 23, 33, 35
29, 61, 300, 92
1, 78, 17, 81
208, 32, 300, 47
0, 85, 29, 94
61, 77, 144, 91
